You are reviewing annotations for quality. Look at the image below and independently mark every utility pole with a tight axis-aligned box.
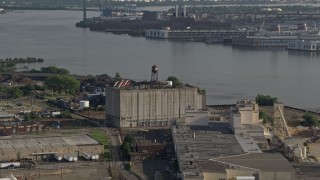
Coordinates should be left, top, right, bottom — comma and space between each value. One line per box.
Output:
31, 92, 34, 112
83, 0, 87, 21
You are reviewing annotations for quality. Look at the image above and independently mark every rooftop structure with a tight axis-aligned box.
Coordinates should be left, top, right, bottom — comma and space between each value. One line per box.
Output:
211, 153, 294, 174
172, 122, 295, 180
172, 125, 244, 180
184, 109, 209, 126
234, 134, 262, 153
230, 99, 260, 130
0, 135, 103, 161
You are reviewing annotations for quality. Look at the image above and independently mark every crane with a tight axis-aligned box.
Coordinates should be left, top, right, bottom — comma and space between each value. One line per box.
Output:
258, 16, 267, 33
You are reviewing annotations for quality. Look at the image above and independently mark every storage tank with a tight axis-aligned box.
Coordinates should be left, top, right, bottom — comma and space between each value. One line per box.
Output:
54, 154, 62, 161
73, 156, 78, 162
95, 154, 99, 160
64, 154, 74, 162
79, 100, 89, 110
83, 152, 91, 160
90, 153, 96, 160
0, 162, 20, 169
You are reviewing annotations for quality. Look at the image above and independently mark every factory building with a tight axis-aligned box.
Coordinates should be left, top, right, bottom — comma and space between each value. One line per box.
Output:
230, 99, 260, 130
105, 65, 206, 128
0, 135, 103, 161
172, 125, 294, 180
210, 153, 295, 180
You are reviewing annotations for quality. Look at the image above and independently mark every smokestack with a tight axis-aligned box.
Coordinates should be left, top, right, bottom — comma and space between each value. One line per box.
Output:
193, 132, 195, 138
303, 146, 307, 159
175, 5, 178, 18
83, 0, 87, 21
278, 24, 281, 34
183, 5, 187, 18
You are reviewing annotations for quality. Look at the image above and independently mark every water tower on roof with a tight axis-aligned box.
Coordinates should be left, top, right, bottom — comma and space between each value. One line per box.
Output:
151, 65, 158, 82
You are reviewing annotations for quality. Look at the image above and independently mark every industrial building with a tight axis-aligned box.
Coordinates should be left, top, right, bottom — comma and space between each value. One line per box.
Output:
210, 153, 295, 180
0, 111, 15, 122
230, 99, 260, 131
145, 29, 252, 41
207, 100, 270, 150
0, 135, 103, 161
172, 125, 294, 180
105, 65, 206, 128
184, 109, 209, 126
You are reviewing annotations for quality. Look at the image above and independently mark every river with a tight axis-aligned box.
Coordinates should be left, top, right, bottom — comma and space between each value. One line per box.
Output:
0, 10, 319, 110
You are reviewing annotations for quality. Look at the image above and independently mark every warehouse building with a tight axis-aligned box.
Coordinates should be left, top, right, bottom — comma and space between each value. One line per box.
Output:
0, 135, 103, 161
172, 125, 294, 180
105, 65, 206, 128
210, 153, 295, 180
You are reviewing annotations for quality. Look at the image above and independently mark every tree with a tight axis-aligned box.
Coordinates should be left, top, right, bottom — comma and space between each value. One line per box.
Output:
40, 66, 70, 74
44, 75, 80, 94
255, 94, 278, 106
124, 134, 135, 144
115, 72, 122, 80
259, 111, 274, 125
7, 87, 24, 99
302, 113, 319, 127
123, 142, 131, 157
167, 76, 183, 87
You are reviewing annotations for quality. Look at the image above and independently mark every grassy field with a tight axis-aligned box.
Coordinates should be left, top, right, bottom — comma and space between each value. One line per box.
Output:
89, 129, 110, 159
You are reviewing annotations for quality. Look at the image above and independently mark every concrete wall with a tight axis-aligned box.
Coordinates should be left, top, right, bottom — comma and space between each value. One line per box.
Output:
231, 113, 241, 129
240, 110, 254, 125
106, 87, 121, 127
225, 169, 294, 180
203, 172, 226, 180
185, 111, 209, 126
226, 169, 258, 180
259, 171, 294, 180
106, 87, 205, 128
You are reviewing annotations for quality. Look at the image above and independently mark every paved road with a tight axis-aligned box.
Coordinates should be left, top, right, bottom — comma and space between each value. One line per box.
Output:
105, 127, 121, 162
104, 128, 142, 180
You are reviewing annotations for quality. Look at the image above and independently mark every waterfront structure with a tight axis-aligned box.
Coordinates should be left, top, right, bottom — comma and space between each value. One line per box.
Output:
0, 135, 103, 161
287, 40, 320, 51
105, 66, 206, 128
145, 29, 252, 41
232, 34, 320, 47
232, 35, 297, 47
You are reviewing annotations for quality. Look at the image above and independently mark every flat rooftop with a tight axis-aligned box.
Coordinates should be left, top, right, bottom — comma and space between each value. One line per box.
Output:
235, 134, 262, 153
109, 79, 199, 90
172, 125, 244, 179
211, 153, 294, 172
0, 135, 100, 152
